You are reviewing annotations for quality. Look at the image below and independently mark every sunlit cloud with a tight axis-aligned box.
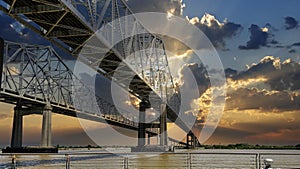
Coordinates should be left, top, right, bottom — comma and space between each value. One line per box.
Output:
227, 77, 269, 91
200, 13, 224, 27
168, 49, 193, 61
258, 56, 281, 69
186, 13, 242, 49
173, 55, 300, 135
166, 8, 175, 19
261, 27, 269, 32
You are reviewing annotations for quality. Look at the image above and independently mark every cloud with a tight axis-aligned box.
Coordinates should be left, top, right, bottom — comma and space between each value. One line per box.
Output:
284, 16, 299, 30
289, 49, 296, 53
223, 56, 300, 111
226, 88, 300, 111
233, 56, 300, 91
188, 13, 242, 49
179, 63, 210, 91
239, 24, 270, 50
127, 0, 185, 16
291, 42, 300, 47
208, 109, 300, 145
171, 55, 300, 127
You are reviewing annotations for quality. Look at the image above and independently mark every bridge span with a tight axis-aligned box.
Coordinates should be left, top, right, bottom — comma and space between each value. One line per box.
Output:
0, 0, 200, 151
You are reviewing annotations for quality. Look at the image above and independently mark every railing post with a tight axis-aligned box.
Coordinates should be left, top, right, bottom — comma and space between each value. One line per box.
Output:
123, 155, 128, 169
257, 153, 261, 169
187, 153, 191, 169
11, 155, 16, 169
65, 154, 70, 169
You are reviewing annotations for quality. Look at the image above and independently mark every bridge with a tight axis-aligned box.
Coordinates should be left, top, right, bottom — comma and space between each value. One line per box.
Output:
0, 0, 200, 151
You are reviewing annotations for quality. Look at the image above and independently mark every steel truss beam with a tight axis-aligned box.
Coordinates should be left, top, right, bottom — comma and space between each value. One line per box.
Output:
0, 0, 195, 143
0, 40, 191, 145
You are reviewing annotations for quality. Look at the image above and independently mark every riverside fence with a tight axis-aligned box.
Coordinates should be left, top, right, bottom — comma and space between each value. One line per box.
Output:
1, 151, 300, 168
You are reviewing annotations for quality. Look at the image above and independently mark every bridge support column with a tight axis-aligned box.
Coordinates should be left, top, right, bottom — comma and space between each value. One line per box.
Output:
160, 104, 168, 146
147, 134, 151, 145
11, 106, 23, 148
186, 131, 199, 149
41, 103, 52, 147
138, 101, 147, 147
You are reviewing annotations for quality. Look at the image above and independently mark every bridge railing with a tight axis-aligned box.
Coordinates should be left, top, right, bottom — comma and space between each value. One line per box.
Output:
1, 151, 300, 169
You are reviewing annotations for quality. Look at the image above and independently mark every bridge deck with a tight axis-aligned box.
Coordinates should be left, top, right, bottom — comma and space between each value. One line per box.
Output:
0, 0, 194, 146
3, 0, 93, 54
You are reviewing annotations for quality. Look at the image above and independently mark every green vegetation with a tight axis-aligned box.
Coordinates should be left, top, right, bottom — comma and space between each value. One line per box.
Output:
54, 144, 300, 150
56, 144, 102, 150
55, 145, 133, 150
199, 143, 300, 150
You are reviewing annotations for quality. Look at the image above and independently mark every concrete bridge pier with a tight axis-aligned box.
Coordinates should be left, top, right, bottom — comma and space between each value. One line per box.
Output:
137, 101, 148, 147
147, 134, 151, 145
159, 104, 168, 147
8, 103, 53, 152
41, 103, 52, 147
186, 131, 200, 149
11, 106, 23, 148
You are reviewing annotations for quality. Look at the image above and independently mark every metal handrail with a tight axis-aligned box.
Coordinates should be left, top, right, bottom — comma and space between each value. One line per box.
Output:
1, 151, 300, 169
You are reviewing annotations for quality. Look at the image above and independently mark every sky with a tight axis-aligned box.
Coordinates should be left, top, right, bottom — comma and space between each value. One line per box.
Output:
0, 0, 300, 147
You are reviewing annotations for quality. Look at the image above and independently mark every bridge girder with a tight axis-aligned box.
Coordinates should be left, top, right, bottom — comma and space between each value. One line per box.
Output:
0, 0, 200, 146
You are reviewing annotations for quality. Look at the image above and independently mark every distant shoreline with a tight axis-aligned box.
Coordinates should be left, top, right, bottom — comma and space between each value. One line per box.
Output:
48, 143, 300, 150
2, 143, 299, 151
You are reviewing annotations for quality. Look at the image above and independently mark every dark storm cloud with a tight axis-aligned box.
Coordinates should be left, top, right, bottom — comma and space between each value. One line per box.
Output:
226, 88, 300, 111
233, 56, 300, 91
191, 14, 242, 49
179, 63, 210, 94
274, 45, 284, 48
270, 40, 279, 44
127, 0, 185, 16
225, 68, 238, 78
167, 63, 211, 121
224, 56, 300, 111
173, 56, 300, 116
291, 42, 300, 47
239, 24, 269, 50
285, 16, 299, 30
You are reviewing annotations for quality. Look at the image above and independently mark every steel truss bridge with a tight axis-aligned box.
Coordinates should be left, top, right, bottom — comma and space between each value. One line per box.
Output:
0, 0, 200, 149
